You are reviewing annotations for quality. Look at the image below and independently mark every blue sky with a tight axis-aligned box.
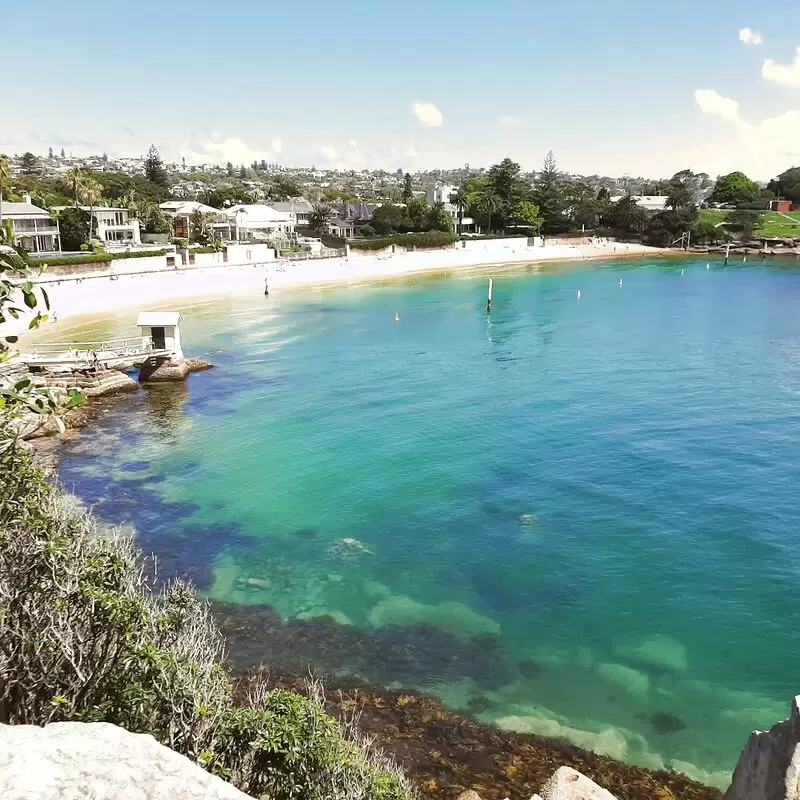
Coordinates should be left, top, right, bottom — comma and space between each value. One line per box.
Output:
5, 0, 800, 179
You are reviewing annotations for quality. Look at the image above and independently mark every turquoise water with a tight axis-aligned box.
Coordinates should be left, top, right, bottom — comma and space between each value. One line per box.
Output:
55, 258, 800, 787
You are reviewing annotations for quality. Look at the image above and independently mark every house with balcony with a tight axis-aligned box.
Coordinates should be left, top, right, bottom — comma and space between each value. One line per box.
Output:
426, 184, 474, 232
269, 199, 314, 227
52, 205, 141, 245
222, 204, 295, 242
1, 198, 61, 253
159, 200, 226, 239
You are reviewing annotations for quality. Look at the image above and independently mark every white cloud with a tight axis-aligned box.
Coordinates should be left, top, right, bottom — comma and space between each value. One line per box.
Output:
739, 28, 763, 46
694, 89, 742, 124
763, 47, 800, 86
412, 101, 443, 128
694, 87, 800, 177
181, 135, 270, 166
496, 115, 523, 127
405, 145, 419, 158
270, 137, 283, 153
318, 141, 368, 170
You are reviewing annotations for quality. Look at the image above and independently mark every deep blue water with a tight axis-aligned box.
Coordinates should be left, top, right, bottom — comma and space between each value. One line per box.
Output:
54, 257, 800, 787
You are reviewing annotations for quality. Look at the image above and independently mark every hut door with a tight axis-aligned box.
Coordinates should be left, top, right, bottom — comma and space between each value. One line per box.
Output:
151, 327, 166, 350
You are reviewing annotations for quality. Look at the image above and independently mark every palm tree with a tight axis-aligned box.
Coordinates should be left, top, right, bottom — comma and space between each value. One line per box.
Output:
308, 202, 333, 235
81, 179, 102, 241
450, 186, 470, 234
65, 167, 86, 208
479, 190, 500, 236
0, 154, 10, 224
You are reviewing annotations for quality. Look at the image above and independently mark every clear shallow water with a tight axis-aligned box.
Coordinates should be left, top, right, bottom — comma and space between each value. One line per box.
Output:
54, 258, 800, 787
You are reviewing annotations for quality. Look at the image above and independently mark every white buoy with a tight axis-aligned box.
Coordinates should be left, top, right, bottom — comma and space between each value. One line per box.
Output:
577, 289, 582, 301
394, 312, 400, 322
681, 269, 684, 276
706, 262, 710, 270
743, 254, 747, 263
618, 278, 623, 287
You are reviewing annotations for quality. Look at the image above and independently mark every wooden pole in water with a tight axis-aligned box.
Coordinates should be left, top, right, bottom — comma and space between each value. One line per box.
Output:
487, 278, 493, 312
763, 240, 768, 259
725, 243, 730, 266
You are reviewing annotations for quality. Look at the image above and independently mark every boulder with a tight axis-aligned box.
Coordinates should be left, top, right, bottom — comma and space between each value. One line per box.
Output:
457, 792, 484, 800
725, 695, 800, 800
539, 767, 618, 800
0, 721, 253, 800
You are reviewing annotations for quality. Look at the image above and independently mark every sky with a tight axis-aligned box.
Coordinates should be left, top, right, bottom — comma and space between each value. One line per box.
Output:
5, 0, 800, 180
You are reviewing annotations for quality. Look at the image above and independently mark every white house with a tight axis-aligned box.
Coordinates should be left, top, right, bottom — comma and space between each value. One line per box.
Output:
223, 204, 295, 242
0, 198, 61, 253
426, 184, 474, 231
52, 205, 141, 244
269, 200, 314, 226
609, 195, 670, 212
136, 311, 183, 360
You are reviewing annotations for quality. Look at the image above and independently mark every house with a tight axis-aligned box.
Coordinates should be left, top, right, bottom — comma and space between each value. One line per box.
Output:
52, 205, 141, 244
159, 200, 225, 239
329, 218, 357, 239
223, 204, 295, 242
269, 200, 314, 227
609, 195, 670, 212
770, 199, 793, 213
339, 202, 379, 223
426, 184, 474, 232
1, 197, 61, 253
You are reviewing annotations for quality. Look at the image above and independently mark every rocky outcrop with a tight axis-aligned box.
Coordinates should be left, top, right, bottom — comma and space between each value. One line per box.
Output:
0, 721, 253, 800
33, 369, 139, 398
538, 767, 618, 799
725, 695, 800, 800
138, 357, 213, 383
455, 768, 618, 800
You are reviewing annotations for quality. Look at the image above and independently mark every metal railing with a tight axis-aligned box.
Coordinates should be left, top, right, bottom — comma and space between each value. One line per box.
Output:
277, 248, 346, 261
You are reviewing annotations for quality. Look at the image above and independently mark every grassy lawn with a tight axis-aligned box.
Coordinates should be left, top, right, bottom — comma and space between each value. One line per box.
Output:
698, 209, 800, 238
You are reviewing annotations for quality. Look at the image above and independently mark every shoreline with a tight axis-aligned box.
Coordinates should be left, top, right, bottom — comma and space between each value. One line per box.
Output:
11, 240, 666, 337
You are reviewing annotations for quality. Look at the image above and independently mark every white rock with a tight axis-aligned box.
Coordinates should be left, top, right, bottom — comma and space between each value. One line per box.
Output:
0, 721, 253, 800
539, 766, 618, 800
725, 695, 800, 800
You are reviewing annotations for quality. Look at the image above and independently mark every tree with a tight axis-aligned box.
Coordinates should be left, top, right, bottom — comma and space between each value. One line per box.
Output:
55, 207, 90, 251
401, 173, 413, 205
202, 187, 254, 208
19, 152, 40, 176
47, 147, 53, 160
427, 201, 453, 232
563, 183, 599, 229
479, 189, 501, 235
710, 171, 760, 207
65, 168, 86, 207
226, 161, 234, 177
371, 204, 408, 235
238, 165, 246, 179
81, 179, 102, 241
0, 154, 9, 223
308, 203, 333, 235
406, 195, 430, 229
603, 194, 647, 235
726, 209, 764, 239
666, 169, 705, 210
767, 167, 800, 204
144, 145, 169, 187
450, 186, 470, 234
59, 147, 65, 158
513, 200, 543, 231
188, 209, 209, 242
645, 207, 698, 245
534, 151, 566, 233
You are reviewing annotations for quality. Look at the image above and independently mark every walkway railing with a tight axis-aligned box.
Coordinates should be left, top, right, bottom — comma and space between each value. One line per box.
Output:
22, 336, 165, 369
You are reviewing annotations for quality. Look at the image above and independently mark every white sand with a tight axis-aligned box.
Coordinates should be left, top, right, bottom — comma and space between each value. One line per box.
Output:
7, 240, 662, 338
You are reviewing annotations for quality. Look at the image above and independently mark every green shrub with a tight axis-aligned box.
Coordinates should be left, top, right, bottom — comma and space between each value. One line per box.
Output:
349, 231, 458, 251
0, 443, 414, 800
31, 250, 169, 268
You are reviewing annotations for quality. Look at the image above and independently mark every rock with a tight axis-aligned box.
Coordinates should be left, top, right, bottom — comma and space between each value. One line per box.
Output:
138, 358, 190, 383
725, 694, 800, 800
457, 792, 484, 800
539, 766, 618, 800
0, 721, 253, 799
184, 357, 214, 373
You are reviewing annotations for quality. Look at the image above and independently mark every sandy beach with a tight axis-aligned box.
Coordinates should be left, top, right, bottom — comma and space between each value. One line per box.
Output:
6, 239, 662, 338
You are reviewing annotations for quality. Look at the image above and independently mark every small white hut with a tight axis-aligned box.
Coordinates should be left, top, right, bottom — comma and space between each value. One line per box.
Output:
136, 311, 184, 360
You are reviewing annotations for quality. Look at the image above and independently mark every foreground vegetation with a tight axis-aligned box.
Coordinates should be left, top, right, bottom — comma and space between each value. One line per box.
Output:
0, 443, 413, 800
